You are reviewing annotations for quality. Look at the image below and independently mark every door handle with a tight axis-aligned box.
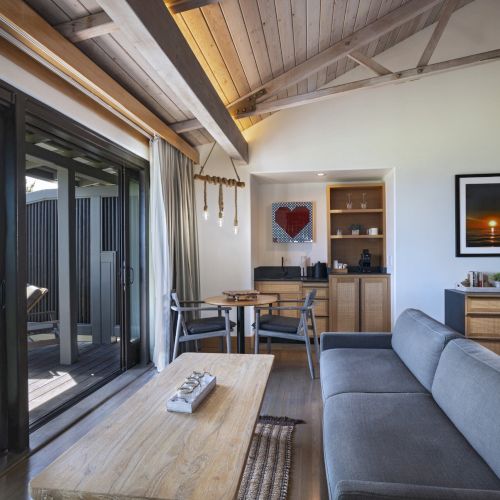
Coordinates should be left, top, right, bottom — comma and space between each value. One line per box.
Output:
0, 280, 5, 311
129, 267, 134, 286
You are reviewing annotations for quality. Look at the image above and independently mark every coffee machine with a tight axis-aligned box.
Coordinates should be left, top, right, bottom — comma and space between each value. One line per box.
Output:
359, 249, 372, 272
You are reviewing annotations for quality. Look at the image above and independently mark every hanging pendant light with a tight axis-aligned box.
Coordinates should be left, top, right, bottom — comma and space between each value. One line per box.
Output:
233, 185, 239, 235
218, 183, 224, 227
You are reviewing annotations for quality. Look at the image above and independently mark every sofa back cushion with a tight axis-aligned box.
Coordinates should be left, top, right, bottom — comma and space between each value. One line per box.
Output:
391, 309, 461, 391
432, 339, 500, 479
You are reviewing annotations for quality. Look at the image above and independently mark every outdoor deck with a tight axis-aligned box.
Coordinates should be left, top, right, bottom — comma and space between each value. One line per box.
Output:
28, 341, 121, 425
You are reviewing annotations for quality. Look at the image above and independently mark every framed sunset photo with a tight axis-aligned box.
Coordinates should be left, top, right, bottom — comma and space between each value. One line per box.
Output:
456, 174, 500, 257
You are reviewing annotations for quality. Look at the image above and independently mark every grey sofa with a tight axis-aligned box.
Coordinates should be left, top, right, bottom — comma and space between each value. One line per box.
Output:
320, 308, 500, 500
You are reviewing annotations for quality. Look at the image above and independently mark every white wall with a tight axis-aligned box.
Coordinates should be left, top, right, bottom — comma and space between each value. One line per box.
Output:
0, 50, 149, 160
197, 0, 500, 325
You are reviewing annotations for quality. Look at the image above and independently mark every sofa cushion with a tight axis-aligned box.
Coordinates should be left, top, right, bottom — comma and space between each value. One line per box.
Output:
432, 339, 500, 479
320, 348, 427, 401
391, 309, 462, 391
323, 393, 500, 498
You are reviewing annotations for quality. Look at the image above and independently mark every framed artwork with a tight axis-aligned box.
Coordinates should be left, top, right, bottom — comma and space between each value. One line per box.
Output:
272, 202, 313, 243
455, 174, 500, 257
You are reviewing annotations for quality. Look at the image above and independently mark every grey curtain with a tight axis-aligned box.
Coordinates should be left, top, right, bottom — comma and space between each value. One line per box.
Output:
150, 137, 200, 370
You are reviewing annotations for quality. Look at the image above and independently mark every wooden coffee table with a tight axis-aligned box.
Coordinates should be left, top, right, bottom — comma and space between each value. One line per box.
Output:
30, 352, 274, 500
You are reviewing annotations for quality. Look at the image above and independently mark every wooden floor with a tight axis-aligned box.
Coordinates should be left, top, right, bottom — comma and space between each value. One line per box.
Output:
28, 341, 121, 425
1, 346, 327, 500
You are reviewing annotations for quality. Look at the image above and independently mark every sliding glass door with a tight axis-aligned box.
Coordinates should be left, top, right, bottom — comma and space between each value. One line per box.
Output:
0, 79, 149, 450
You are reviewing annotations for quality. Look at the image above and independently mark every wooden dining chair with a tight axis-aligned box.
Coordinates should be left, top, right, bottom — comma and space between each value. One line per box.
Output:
170, 291, 235, 360
254, 289, 320, 379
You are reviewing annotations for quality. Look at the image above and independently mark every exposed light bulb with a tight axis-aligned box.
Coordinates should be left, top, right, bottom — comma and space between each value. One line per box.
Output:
234, 224, 239, 235
218, 215, 224, 227
203, 209, 209, 221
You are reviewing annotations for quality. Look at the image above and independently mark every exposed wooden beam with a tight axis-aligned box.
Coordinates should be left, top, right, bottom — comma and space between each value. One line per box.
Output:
234, 49, 500, 118
170, 118, 203, 133
0, 0, 198, 162
98, 0, 248, 162
228, 0, 443, 115
166, 0, 219, 15
54, 11, 117, 43
347, 50, 392, 76
418, 0, 459, 67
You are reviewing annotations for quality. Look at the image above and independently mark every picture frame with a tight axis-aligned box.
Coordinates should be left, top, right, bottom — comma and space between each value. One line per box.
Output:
272, 201, 313, 243
455, 174, 500, 257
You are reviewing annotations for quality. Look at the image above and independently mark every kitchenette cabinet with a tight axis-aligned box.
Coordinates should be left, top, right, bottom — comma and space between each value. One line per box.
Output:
329, 274, 391, 332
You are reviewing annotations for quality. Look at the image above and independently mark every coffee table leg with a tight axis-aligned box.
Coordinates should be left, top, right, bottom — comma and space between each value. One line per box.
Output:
237, 306, 245, 354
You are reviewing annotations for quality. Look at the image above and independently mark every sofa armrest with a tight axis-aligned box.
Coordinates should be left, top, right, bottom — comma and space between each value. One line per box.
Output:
334, 480, 500, 499
320, 332, 392, 351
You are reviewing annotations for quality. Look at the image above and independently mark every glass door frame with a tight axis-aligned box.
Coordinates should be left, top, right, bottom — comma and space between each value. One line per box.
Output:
0, 78, 150, 453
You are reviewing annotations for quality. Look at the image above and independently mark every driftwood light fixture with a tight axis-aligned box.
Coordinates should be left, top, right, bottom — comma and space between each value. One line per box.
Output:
194, 143, 245, 234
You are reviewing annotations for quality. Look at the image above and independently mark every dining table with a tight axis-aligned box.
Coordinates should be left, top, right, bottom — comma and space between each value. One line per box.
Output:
204, 294, 278, 353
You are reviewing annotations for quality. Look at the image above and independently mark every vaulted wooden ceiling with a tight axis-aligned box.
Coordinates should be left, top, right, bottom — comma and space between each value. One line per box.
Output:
22, 0, 474, 150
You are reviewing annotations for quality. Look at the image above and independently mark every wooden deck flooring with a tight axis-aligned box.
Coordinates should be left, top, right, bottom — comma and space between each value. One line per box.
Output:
28, 341, 121, 425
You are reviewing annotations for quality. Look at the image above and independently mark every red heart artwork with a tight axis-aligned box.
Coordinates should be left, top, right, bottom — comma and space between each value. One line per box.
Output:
275, 206, 310, 238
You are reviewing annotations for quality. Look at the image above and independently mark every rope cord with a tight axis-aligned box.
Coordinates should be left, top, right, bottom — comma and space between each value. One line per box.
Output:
199, 142, 216, 175
218, 183, 224, 218
234, 185, 238, 226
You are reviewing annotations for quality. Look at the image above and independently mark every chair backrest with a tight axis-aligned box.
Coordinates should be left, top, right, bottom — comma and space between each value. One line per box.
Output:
171, 291, 181, 311
27, 285, 48, 313
303, 289, 317, 309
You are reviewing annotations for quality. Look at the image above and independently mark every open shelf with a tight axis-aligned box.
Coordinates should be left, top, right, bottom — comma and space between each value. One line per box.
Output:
331, 235, 384, 239
330, 209, 383, 214
327, 183, 386, 267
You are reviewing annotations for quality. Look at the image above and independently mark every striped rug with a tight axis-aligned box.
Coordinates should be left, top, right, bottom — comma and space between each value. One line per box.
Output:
238, 416, 303, 500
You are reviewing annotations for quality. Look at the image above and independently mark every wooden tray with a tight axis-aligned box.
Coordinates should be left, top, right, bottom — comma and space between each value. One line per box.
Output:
223, 290, 261, 301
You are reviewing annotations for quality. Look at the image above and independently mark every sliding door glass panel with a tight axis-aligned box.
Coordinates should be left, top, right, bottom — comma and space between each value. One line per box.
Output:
129, 179, 140, 344
25, 168, 61, 425
25, 127, 123, 426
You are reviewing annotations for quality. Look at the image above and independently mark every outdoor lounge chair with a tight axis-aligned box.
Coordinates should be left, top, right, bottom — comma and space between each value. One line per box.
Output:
27, 285, 59, 340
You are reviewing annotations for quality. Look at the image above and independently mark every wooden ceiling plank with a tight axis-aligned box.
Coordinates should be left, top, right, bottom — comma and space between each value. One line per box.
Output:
290, 0, 307, 95
180, 8, 237, 103
336, 0, 359, 76
418, 0, 459, 67
167, 0, 219, 15
345, 0, 371, 72
325, 0, 347, 84
55, 11, 116, 42
79, 36, 180, 124
103, 32, 194, 121
97, 0, 247, 161
275, 0, 296, 95
174, 13, 227, 102
235, 48, 500, 117
306, 0, 321, 92
257, 0, 284, 79
347, 49, 391, 75
219, 0, 262, 89
0, 0, 198, 161
239, 0, 273, 88
231, 0, 443, 107
316, 0, 335, 89
202, 3, 250, 96
201, 4, 254, 129
362, 0, 394, 61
